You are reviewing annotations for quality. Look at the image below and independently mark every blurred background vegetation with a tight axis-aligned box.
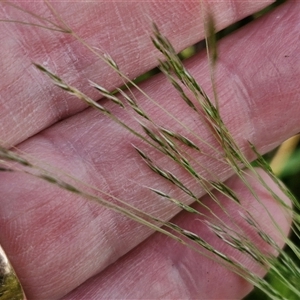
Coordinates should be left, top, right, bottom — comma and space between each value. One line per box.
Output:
247, 134, 300, 300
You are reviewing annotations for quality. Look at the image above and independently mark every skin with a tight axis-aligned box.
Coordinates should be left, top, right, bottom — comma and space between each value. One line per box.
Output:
0, 0, 299, 299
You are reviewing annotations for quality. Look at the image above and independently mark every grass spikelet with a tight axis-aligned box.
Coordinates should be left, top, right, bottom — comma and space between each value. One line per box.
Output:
149, 188, 201, 214
89, 81, 125, 108
159, 127, 200, 151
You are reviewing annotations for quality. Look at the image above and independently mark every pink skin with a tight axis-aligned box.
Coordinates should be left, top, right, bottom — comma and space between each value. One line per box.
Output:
0, 1, 298, 299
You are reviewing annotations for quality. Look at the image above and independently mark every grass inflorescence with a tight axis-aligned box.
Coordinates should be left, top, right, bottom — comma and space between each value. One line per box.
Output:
0, 1, 299, 299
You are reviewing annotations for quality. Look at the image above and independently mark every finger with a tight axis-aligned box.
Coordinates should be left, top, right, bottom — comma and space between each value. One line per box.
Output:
62, 169, 291, 300
0, 1, 273, 147
0, 1, 298, 299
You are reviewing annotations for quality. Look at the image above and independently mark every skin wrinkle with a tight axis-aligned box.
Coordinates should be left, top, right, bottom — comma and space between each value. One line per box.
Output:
58, 118, 128, 193
132, 249, 182, 299
213, 59, 255, 150
77, 132, 158, 272
173, 258, 196, 299
18, 190, 107, 287
25, 133, 121, 236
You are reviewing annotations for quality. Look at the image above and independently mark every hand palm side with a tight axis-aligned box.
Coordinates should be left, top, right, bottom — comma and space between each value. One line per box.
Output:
0, 1, 298, 299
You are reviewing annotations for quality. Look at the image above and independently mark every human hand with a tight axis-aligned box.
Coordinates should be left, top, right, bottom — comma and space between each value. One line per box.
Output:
0, 1, 298, 299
